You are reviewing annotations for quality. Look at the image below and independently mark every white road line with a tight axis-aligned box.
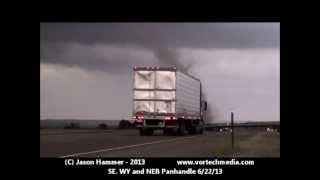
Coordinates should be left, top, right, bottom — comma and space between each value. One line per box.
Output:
59, 135, 200, 158
41, 130, 114, 136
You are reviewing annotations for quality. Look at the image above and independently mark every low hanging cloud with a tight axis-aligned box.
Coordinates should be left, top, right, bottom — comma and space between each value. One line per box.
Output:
41, 23, 279, 49
40, 23, 279, 122
41, 23, 279, 73
41, 42, 195, 75
41, 43, 158, 73
41, 46, 279, 122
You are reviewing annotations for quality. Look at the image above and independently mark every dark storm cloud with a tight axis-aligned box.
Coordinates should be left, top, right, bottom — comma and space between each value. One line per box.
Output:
40, 23, 279, 73
41, 42, 160, 73
40, 23, 280, 122
40, 23, 279, 49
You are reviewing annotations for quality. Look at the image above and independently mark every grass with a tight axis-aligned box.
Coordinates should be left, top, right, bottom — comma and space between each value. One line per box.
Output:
211, 129, 280, 157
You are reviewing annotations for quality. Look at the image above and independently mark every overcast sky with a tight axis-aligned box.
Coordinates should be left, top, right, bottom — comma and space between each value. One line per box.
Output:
40, 23, 280, 123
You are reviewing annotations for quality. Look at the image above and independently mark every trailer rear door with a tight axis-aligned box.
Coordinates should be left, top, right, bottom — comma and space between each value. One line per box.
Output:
133, 70, 176, 114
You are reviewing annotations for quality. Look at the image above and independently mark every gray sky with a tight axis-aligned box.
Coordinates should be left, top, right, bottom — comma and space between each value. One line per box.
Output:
40, 23, 280, 122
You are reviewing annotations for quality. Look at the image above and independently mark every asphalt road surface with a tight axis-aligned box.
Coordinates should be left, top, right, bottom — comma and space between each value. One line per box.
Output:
40, 129, 279, 157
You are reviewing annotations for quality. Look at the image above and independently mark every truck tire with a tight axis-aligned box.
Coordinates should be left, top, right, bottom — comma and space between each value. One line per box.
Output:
198, 126, 204, 134
188, 126, 196, 134
146, 129, 154, 136
198, 121, 204, 134
163, 128, 173, 135
177, 121, 186, 136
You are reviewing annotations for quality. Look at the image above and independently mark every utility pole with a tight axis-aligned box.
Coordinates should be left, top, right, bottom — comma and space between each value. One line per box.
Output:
231, 112, 234, 149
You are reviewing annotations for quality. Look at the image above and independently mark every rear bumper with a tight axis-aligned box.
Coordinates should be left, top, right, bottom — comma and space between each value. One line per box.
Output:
136, 125, 177, 129
135, 119, 178, 129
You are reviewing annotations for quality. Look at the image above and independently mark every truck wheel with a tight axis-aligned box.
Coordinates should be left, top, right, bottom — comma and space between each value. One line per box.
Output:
177, 121, 186, 136
146, 129, 154, 136
163, 128, 172, 135
199, 122, 204, 134
198, 127, 204, 134
188, 127, 196, 134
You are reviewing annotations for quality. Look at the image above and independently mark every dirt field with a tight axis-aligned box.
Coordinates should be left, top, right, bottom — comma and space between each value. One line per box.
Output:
209, 128, 280, 157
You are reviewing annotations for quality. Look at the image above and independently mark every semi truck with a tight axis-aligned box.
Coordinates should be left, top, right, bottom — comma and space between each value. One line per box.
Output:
132, 66, 207, 136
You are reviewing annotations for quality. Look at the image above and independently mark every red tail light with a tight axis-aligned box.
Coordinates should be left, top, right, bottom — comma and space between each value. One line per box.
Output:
135, 115, 144, 122
137, 115, 144, 120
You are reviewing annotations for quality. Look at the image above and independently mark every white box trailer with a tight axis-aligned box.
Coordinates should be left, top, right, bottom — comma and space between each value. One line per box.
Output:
132, 66, 207, 136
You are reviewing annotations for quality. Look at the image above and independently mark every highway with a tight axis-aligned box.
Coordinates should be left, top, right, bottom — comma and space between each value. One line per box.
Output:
40, 129, 279, 157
